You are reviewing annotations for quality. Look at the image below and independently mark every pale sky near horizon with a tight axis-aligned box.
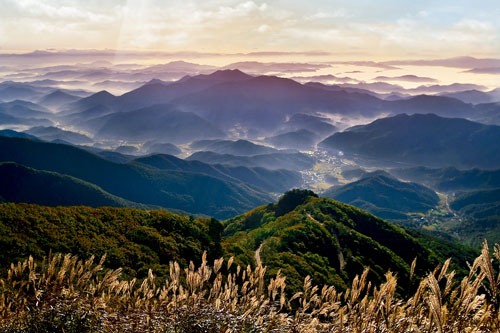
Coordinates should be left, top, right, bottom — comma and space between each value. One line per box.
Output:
1, 0, 499, 60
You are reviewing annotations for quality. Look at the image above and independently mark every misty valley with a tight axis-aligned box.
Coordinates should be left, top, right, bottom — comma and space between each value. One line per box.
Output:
1, 51, 500, 331
1, 60, 500, 246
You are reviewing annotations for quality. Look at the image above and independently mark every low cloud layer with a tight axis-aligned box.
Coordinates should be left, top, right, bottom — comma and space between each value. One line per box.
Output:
223, 61, 331, 74
383, 57, 500, 69
291, 74, 358, 84
374, 75, 438, 83
340, 82, 487, 94
464, 67, 500, 74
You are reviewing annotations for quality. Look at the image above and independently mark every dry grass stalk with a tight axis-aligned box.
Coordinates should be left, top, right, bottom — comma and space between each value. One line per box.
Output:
0, 244, 499, 332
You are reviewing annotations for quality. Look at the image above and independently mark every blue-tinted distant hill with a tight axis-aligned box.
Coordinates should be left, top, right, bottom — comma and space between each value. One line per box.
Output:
0, 100, 53, 126
56, 70, 500, 139
0, 137, 271, 218
94, 104, 225, 143
187, 151, 315, 171
0, 161, 144, 208
143, 141, 181, 156
24, 126, 93, 144
265, 129, 319, 149
323, 171, 439, 220
0, 129, 40, 141
320, 113, 500, 169
391, 166, 500, 192
283, 113, 337, 137
190, 139, 278, 156
133, 153, 302, 193
38, 90, 79, 109
113, 69, 253, 112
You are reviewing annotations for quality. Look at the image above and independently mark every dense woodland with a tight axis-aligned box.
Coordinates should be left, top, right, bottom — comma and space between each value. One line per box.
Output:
0, 191, 478, 298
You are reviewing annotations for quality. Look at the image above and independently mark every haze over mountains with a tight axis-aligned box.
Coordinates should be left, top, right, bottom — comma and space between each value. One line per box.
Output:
323, 171, 440, 220
0, 57, 500, 253
0, 137, 273, 219
320, 113, 500, 169
0, 54, 499, 331
6, 0, 500, 326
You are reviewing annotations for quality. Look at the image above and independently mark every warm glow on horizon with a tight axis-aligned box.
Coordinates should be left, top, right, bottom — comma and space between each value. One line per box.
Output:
1, 0, 499, 60
0, 0, 499, 91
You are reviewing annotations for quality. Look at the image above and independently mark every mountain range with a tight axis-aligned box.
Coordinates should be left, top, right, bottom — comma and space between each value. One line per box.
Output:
391, 166, 500, 192
320, 113, 500, 169
323, 171, 439, 219
0, 136, 272, 218
24, 126, 93, 144
0, 162, 143, 208
132, 153, 302, 193
265, 129, 319, 149
38, 90, 80, 110
187, 151, 315, 171
94, 104, 225, 143
190, 139, 279, 156
50, 69, 500, 140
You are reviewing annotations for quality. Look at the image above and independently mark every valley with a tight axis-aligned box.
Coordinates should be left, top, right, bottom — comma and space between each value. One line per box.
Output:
2, 1, 500, 331
1, 67, 499, 246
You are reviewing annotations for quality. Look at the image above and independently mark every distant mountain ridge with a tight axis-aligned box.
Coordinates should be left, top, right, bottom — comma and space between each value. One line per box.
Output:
51, 69, 500, 141
38, 90, 79, 109
187, 151, 315, 171
320, 113, 500, 169
0, 161, 143, 208
24, 126, 93, 144
133, 153, 302, 193
0, 136, 272, 218
190, 139, 278, 156
323, 171, 439, 219
94, 104, 225, 143
265, 129, 319, 149
390, 166, 500, 192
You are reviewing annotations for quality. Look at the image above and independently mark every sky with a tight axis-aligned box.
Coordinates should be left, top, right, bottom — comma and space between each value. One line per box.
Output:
1, 0, 500, 60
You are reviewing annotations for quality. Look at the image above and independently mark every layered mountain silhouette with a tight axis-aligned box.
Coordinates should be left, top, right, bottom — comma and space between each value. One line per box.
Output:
94, 104, 225, 143
24, 126, 93, 144
320, 113, 500, 168
49, 69, 500, 142
0, 84, 44, 102
265, 129, 319, 149
0, 100, 53, 126
0, 113, 52, 127
0, 100, 52, 118
187, 151, 315, 171
38, 90, 79, 109
0, 129, 40, 141
61, 90, 116, 114
391, 166, 500, 192
323, 171, 439, 219
112, 69, 253, 112
143, 141, 181, 156
0, 161, 142, 208
133, 154, 301, 193
440, 90, 495, 104
190, 139, 278, 156
283, 113, 337, 136
0, 137, 272, 218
